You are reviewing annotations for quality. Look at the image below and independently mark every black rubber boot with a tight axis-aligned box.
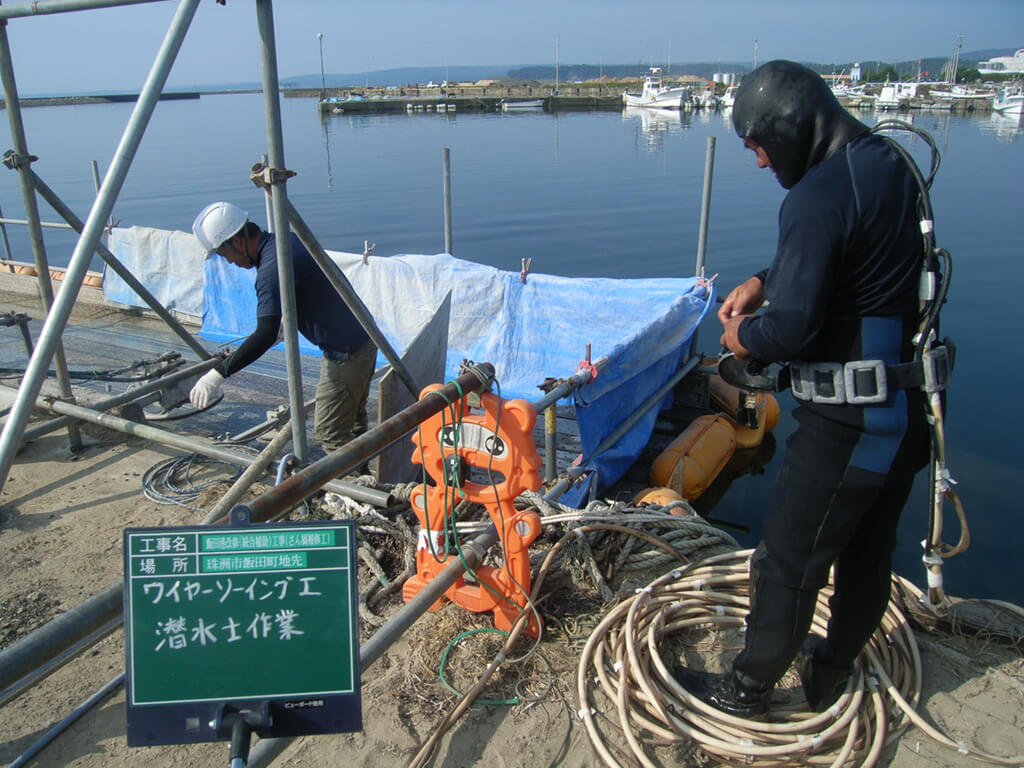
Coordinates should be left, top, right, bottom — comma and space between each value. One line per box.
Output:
672, 666, 773, 717
798, 635, 852, 712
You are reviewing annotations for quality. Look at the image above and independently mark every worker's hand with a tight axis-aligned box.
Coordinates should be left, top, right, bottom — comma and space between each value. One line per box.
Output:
718, 276, 765, 324
720, 314, 754, 361
189, 369, 225, 409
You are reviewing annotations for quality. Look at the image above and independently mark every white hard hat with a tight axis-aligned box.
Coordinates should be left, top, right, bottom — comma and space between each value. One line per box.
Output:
192, 202, 248, 257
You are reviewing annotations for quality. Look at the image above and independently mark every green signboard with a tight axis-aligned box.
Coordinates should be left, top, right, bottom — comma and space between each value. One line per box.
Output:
123, 515, 361, 746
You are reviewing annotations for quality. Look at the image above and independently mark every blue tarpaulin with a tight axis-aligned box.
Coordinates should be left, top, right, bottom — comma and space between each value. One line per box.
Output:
105, 227, 714, 505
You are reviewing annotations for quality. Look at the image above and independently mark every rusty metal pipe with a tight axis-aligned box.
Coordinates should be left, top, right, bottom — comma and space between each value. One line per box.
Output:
244, 364, 493, 523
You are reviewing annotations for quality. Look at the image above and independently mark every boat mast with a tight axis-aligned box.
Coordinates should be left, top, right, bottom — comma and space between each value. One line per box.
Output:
555, 33, 560, 95
946, 35, 963, 86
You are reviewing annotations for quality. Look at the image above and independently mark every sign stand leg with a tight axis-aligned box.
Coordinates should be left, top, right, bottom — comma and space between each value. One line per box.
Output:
215, 702, 271, 768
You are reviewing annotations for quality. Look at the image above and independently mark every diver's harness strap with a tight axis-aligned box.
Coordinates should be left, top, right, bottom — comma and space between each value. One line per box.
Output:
790, 341, 954, 405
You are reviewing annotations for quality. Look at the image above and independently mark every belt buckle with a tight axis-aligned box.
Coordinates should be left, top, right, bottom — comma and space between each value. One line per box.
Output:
844, 359, 888, 405
790, 364, 810, 401
807, 362, 845, 404
922, 344, 950, 393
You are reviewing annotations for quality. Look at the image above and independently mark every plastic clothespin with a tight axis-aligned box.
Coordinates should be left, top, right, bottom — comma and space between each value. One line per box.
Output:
697, 272, 720, 289
520, 257, 532, 283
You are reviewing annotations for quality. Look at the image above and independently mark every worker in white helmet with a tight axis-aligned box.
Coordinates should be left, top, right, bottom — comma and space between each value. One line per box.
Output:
190, 201, 376, 454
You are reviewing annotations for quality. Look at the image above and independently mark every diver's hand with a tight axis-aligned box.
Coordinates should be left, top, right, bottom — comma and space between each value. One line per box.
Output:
189, 369, 225, 409
720, 314, 754, 361
718, 276, 765, 324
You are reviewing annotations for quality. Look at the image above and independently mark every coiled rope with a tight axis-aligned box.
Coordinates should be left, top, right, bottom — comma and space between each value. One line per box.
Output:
405, 500, 743, 768
577, 548, 1024, 768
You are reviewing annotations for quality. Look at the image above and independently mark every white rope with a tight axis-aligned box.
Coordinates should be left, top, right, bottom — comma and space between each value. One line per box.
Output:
577, 549, 1024, 767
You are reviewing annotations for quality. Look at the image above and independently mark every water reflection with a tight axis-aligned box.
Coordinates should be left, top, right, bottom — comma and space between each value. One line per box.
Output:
622, 106, 688, 151
720, 106, 734, 132
320, 112, 335, 192
979, 110, 1023, 143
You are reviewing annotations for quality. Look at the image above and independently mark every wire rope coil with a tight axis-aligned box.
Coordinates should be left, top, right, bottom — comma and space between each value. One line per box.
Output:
576, 548, 1024, 768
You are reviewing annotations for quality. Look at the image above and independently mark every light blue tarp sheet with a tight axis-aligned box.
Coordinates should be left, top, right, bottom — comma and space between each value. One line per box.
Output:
104, 226, 205, 320
103, 227, 714, 505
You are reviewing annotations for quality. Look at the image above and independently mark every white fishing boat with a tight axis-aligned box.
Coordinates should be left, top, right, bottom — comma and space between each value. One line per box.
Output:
693, 86, 720, 110
875, 81, 918, 111
500, 98, 544, 111
622, 67, 689, 110
992, 84, 1024, 116
720, 83, 739, 109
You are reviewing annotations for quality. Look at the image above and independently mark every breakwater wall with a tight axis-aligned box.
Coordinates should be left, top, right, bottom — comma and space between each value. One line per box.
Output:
0, 92, 201, 109
294, 81, 994, 116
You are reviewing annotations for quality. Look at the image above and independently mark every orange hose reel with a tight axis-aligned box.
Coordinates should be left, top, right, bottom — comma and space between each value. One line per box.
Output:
403, 385, 544, 637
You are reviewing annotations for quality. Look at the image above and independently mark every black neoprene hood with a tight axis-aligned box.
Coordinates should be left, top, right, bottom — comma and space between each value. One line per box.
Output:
732, 60, 869, 189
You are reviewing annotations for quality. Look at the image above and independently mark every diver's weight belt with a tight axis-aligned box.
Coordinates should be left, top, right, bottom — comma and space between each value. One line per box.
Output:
790, 343, 953, 405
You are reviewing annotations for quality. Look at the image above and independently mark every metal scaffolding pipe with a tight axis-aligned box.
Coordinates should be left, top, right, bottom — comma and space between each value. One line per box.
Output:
0, 0, 164, 19
8, 673, 124, 768
0, 217, 72, 229
0, 582, 122, 693
25, 388, 388, 504
16, 355, 220, 443
245, 525, 500, 768
442, 146, 453, 254
544, 404, 557, 484
260, 153, 273, 231
26, 167, 212, 361
255, 0, 307, 461
248, 181, 421, 402
0, 0, 201, 495
28, 393, 286, 464
203, 423, 295, 525
695, 136, 715, 279
0, 617, 120, 709
0, 15, 81, 453
690, 135, 716, 356
244, 364, 493, 523
0, 202, 14, 260
531, 358, 605, 413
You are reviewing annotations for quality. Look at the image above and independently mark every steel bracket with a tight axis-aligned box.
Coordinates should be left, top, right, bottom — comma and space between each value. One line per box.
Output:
2, 149, 37, 170
249, 161, 296, 190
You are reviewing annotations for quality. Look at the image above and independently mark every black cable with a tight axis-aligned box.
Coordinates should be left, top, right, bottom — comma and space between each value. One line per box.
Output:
0, 358, 184, 383
141, 453, 248, 512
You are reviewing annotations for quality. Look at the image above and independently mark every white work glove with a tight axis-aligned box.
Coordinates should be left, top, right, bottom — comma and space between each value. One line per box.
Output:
189, 369, 225, 410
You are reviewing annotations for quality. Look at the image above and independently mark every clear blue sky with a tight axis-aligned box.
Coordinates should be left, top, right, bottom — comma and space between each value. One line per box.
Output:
6, 0, 1021, 96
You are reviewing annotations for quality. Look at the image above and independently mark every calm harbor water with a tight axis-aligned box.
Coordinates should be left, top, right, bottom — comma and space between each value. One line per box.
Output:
0, 93, 1021, 604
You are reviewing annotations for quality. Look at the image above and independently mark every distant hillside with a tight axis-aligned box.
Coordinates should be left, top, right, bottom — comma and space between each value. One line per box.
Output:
43, 47, 1009, 98
507, 49, 1017, 83
103, 48, 1024, 98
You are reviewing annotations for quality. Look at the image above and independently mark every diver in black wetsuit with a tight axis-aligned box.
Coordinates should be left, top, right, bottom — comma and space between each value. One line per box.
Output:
675, 60, 931, 716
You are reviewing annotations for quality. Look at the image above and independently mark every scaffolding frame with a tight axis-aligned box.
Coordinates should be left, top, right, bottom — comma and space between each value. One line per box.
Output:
0, 0, 420, 494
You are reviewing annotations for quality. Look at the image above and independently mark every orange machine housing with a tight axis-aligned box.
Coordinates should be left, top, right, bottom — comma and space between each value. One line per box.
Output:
403, 385, 544, 637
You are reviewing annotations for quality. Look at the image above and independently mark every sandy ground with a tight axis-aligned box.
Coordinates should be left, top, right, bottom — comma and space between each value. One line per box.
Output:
1, 291, 1022, 767
1, 420, 1023, 768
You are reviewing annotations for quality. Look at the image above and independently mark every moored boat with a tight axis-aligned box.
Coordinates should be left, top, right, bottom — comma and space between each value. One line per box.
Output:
500, 98, 544, 111
992, 84, 1024, 116
622, 67, 689, 110
720, 83, 738, 108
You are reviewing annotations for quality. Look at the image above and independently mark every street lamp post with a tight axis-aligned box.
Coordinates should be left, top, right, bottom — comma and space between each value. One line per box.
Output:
317, 33, 326, 99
